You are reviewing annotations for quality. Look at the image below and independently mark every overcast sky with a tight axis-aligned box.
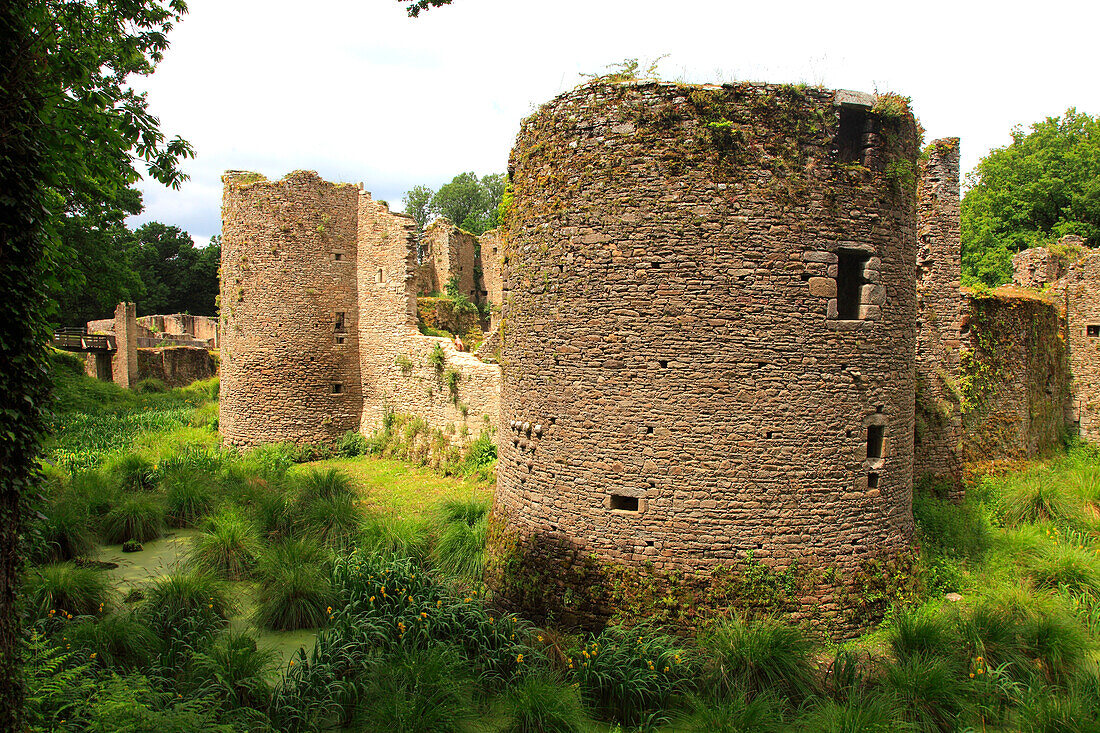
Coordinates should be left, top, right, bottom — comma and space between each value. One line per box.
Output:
129, 0, 1100, 245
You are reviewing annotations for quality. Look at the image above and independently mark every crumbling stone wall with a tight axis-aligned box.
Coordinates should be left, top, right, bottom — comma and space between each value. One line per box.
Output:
219, 171, 502, 449
356, 197, 500, 439
1011, 238, 1100, 444
490, 80, 919, 633
479, 228, 504, 329
913, 139, 965, 495
137, 346, 216, 387
418, 219, 482, 303
961, 288, 1070, 462
219, 171, 364, 446
1061, 252, 1100, 442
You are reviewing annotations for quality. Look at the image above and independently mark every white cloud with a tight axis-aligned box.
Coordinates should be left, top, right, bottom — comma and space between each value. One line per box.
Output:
128, 0, 1100, 242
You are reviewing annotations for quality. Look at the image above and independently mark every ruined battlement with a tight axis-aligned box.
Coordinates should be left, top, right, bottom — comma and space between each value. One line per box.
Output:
219, 170, 502, 448
490, 80, 920, 631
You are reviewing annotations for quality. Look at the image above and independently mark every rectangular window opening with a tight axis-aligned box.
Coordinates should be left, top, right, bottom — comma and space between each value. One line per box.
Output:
610, 494, 640, 512
334, 311, 346, 332
331, 383, 344, 394
837, 106, 870, 164
836, 249, 870, 319
335, 335, 346, 345
376, 268, 384, 283
867, 424, 885, 460
1088, 325, 1100, 337
867, 472, 880, 489
333, 252, 343, 261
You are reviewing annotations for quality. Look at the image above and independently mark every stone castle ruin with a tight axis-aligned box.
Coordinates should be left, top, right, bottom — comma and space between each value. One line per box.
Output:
219, 80, 1099, 632
54, 302, 219, 388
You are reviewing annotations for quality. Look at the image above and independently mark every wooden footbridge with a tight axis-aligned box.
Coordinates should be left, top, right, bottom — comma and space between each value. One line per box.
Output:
52, 327, 116, 353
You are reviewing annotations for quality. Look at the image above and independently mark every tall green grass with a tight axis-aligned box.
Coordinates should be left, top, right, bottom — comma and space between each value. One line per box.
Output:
24, 562, 111, 619
188, 505, 262, 580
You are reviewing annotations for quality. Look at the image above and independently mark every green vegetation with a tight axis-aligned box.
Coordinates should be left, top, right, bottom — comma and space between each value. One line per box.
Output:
402, 171, 506, 234
23, 340, 1100, 731
962, 109, 1100, 286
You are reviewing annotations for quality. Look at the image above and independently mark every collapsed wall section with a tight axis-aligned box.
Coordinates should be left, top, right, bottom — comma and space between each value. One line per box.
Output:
219, 171, 363, 446
1058, 251, 1100, 442
913, 139, 965, 494
356, 198, 501, 440
479, 228, 504, 329
961, 288, 1070, 463
491, 81, 919, 632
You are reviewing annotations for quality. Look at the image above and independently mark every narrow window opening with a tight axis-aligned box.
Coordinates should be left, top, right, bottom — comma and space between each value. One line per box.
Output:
867, 472, 880, 489
800, 272, 812, 281
335, 335, 346, 345
333, 252, 343, 261
836, 250, 870, 319
376, 268, 384, 283
867, 425, 885, 459
645, 426, 654, 435
846, 429, 854, 438
492, 247, 498, 255
836, 106, 870, 164
610, 494, 640, 512
875, 405, 884, 413
766, 431, 774, 439
334, 311, 346, 333
659, 359, 668, 368
645, 540, 655, 547
331, 383, 344, 394
1088, 325, 1100, 337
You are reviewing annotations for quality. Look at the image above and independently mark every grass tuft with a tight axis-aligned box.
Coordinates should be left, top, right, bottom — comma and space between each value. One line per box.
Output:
188, 504, 262, 580
24, 562, 111, 618
100, 493, 166, 543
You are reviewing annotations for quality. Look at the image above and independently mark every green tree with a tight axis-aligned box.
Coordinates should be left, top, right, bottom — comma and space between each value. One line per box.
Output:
961, 109, 1100, 286
403, 184, 434, 230
400, 0, 453, 16
0, 1, 192, 727
408, 172, 507, 236
129, 223, 219, 317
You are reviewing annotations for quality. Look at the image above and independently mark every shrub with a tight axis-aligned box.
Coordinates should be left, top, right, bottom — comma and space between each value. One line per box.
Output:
190, 400, 219, 430
360, 512, 431, 561
190, 630, 278, 709
699, 614, 818, 703
100, 493, 166, 543
499, 674, 594, 733
349, 645, 475, 732
673, 692, 785, 733
462, 430, 497, 475
886, 607, 963, 665
107, 452, 158, 492
69, 469, 120, 520
1029, 543, 1100, 596
253, 558, 334, 631
255, 537, 330, 583
188, 505, 262, 580
568, 624, 693, 724
794, 692, 902, 733
68, 613, 157, 671
337, 430, 369, 457
122, 539, 142, 553
163, 468, 219, 527
295, 466, 356, 502
143, 569, 235, 641
1000, 470, 1083, 527
913, 490, 989, 558
879, 653, 967, 732
297, 492, 363, 550
24, 562, 110, 618
38, 496, 96, 562
431, 497, 490, 581
134, 377, 169, 394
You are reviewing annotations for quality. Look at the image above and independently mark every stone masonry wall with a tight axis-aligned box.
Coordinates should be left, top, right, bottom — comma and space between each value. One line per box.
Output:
356, 197, 500, 440
961, 288, 1070, 463
112, 302, 138, 389
220, 171, 363, 446
491, 80, 919, 633
913, 139, 965, 495
420, 219, 482, 304
136, 346, 216, 388
1058, 251, 1100, 442
479, 228, 504, 329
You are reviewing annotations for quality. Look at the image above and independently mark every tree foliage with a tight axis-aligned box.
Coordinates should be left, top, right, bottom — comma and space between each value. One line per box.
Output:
404, 172, 506, 235
961, 109, 1100, 286
130, 224, 220, 318
1, 1, 193, 726
400, 0, 453, 17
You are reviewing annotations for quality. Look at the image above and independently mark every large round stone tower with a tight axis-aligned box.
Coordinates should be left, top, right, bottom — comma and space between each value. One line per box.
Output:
492, 81, 919, 630
220, 171, 364, 446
